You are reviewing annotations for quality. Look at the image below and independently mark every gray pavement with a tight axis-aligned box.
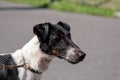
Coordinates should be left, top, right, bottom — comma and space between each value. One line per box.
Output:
0, 1, 120, 80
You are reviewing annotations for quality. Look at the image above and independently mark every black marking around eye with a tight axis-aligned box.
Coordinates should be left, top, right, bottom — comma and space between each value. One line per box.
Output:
67, 33, 71, 39
50, 36, 61, 46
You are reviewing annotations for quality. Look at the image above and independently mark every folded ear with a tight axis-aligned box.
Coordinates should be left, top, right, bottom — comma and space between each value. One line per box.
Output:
33, 23, 51, 53
33, 22, 51, 42
57, 21, 70, 31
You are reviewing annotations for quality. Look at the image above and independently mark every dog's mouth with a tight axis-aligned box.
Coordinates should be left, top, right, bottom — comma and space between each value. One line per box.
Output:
53, 53, 86, 64
64, 48, 86, 64
58, 50, 86, 64
51, 48, 86, 64
64, 54, 86, 64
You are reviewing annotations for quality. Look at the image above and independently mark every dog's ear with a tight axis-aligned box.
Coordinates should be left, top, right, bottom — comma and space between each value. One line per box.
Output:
33, 23, 51, 42
33, 23, 51, 53
57, 21, 70, 31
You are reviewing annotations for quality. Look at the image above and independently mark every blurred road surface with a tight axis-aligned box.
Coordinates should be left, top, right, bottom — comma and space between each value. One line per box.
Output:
0, 1, 120, 80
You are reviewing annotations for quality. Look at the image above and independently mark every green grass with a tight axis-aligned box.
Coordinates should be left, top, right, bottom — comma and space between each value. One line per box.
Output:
49, 1, 113, 16
7, 0, 114, 17
77, 0, 120, 11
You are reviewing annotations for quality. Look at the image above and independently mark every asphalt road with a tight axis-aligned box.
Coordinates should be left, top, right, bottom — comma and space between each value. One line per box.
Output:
0, 1, 120, 80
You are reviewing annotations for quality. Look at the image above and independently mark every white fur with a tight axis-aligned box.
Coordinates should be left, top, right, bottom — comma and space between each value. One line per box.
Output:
66, 47, 77, 62
10, 36, 54, 80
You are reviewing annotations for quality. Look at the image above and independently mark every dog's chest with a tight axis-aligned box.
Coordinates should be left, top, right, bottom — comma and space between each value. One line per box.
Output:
17, 54, 53, 80
38, 57, 52, 71
18, 68, 42, 80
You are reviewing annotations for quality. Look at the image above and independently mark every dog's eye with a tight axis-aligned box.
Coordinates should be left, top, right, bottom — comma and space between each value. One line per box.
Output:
51, 35, 61, 42
50, 37, 61, 46
54, 37, 61, 42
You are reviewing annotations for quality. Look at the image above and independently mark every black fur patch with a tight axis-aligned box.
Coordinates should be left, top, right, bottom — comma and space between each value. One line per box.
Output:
0, 54, 19, 80
33, 21, 72, 57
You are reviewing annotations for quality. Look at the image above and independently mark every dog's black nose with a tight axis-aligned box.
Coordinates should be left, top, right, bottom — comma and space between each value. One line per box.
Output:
79, 53, 86, 61
74, 49, 86, 61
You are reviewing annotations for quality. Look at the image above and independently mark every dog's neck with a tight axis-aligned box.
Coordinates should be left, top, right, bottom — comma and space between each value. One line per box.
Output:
12, 36, 54, 73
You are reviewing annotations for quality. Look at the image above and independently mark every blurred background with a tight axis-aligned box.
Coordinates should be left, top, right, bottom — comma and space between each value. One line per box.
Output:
5, 0, 120, 17
0, 0, 120, 80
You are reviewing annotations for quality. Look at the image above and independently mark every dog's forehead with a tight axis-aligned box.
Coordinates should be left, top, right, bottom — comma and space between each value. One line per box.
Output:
52, 24, 69, 35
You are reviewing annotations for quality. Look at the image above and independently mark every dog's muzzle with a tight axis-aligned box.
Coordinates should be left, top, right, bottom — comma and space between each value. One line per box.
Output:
65, 48, 86, 64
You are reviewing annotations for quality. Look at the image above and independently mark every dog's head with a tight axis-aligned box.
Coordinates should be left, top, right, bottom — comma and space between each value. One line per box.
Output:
33, 21, 86, 64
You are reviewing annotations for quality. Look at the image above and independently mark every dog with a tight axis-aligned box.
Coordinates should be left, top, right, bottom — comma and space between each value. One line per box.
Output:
0, 21, 86, 80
